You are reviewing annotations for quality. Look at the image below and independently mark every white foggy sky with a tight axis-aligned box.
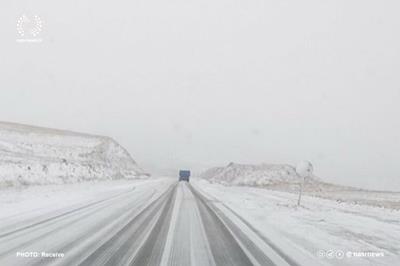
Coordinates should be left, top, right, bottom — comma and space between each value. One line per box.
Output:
1, 1, 399, 190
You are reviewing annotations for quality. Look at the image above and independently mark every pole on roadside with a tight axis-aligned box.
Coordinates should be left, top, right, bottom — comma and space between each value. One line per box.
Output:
296, 161, 313, 206
297, 175, 305, 206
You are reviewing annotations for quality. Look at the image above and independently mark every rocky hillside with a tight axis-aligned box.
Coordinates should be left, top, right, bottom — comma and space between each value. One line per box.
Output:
0, 122, 148, 188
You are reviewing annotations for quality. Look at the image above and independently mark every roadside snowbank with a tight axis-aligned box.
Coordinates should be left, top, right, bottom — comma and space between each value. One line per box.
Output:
0, 122, 148, 188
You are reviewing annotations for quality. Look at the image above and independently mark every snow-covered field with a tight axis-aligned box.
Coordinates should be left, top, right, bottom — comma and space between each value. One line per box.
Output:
193, 179, 400, 266
0, 122, 147, 188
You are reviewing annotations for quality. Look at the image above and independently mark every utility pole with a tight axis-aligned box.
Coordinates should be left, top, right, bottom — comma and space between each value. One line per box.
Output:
297, 175, 305, 206
296, 161, 313, 206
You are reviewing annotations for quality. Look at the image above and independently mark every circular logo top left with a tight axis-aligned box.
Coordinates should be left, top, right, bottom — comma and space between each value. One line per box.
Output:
17, 14, 43, 38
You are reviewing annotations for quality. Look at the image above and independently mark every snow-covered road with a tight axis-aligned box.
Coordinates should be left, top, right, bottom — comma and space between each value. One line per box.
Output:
2, 178, 397, 266
0, 180, 290, 266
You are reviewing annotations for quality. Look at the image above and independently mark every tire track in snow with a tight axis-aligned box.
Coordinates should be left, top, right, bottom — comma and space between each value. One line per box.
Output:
77, 184, 176, 266
191, 183, 300, 266
128, 185, 176, 266
0, 189, 134, 238
159, 181, 183, 266
190, 185, 254, 266
0, 179, 298, 266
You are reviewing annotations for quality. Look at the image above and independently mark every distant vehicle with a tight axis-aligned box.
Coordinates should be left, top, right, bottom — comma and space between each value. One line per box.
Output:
179, 170, 190, 182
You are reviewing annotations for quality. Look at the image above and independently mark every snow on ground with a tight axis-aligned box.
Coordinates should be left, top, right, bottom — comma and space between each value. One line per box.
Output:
193, 179, 400, 266
200, 163, 400, 209
0, 178, 169, 220
0, 121, 148, 188
200, 162, 308, 186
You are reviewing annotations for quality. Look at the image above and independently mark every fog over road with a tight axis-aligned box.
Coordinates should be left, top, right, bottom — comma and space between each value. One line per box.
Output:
0, 180, 293, 266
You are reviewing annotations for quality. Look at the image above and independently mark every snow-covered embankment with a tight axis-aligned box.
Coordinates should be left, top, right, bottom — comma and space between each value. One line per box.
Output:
200, 162, 317, 188
0, 122, 148, 188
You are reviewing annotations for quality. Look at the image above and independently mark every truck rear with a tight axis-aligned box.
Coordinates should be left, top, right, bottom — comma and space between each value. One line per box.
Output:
179, 170, 190, 182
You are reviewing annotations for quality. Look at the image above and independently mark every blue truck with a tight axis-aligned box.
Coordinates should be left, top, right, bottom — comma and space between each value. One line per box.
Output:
179, 170, 190, 182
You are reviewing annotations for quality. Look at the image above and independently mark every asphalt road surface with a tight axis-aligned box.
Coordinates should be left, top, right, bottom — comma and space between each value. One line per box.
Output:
0, 181, 295, 266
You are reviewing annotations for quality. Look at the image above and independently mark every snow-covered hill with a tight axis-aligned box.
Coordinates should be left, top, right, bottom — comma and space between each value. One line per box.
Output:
0, 122, 148, 188
200, 162, 317, 187
199, 162, 344, 192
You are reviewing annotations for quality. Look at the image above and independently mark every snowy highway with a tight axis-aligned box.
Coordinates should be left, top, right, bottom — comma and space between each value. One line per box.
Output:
0, 180, 292, 266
